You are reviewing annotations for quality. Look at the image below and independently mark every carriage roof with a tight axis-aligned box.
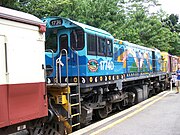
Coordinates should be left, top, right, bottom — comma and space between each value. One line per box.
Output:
0, 6, 43, 26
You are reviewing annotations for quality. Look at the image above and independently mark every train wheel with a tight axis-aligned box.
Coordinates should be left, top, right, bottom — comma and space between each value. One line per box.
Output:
94, 107, 108, 119
148, 90, 153, 98
44, 121, 65, 135
30, 119, 65, 135
28, 119, 44, 135
115, 102, 124, 111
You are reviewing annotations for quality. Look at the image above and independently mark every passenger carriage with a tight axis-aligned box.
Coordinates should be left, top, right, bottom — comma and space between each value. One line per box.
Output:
0, 6, 47, 134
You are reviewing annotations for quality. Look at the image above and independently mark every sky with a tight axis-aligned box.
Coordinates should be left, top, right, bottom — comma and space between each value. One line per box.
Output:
158, 0, 180, 16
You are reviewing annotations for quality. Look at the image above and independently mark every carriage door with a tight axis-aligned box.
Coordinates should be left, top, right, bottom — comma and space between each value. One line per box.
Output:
59, 30, 72, 79
0, 35, 9, 127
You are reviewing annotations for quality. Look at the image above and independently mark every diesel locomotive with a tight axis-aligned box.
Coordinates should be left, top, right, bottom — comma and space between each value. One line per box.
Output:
0, 6, 179, 135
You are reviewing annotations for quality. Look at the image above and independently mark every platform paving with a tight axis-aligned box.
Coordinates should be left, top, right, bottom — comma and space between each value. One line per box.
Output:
98, 89, 180, 135
72, 88, 180, 135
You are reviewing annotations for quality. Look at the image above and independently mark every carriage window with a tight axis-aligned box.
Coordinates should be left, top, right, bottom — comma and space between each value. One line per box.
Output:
59, 34, 68, 54
98, 37, 106, 56
87, 34, 96, 55
71, 29, 84, 50
45, 34, 57, 52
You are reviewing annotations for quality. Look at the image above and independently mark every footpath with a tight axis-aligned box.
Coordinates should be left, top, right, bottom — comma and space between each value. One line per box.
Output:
71, 88, 180, 135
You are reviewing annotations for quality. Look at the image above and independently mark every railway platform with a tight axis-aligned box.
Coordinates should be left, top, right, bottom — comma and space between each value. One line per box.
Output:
71, 88, 180, 135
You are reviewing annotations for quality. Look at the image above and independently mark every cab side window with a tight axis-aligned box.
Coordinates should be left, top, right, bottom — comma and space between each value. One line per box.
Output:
45, 34, 57, 52
86, 33, 113, 57
70, 29, 84, 50
98, 37, 106, 56
87, 34, 96, 55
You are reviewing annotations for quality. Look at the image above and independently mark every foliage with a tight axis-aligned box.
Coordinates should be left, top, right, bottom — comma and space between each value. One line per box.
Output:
0, 0, 17, 8
162, 14, 180, 32
1, 0, 180, 55
161, 14, 180, 54
10, 0, 71, 18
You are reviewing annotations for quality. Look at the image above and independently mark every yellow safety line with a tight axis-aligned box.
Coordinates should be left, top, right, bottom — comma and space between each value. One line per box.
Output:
90, 91, 172, 135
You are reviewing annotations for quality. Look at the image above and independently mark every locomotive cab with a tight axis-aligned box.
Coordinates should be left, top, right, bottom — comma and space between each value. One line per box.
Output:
44, 17, 85, 84
43, 17, 114, 88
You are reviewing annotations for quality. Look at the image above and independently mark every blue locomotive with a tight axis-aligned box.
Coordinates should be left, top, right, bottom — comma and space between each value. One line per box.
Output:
44, 17, 161, 86
43, 17, 168, 130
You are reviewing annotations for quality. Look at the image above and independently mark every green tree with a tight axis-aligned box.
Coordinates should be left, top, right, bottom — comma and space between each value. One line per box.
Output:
14, 0, 71, 18
116, 0, 180, 55
1, 0, 180, 55
162, 14, 180, 32
0, 0, 17, 8
59, 0, 123, 33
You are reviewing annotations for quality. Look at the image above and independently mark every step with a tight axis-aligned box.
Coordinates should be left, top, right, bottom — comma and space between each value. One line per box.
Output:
70, 93, 79, 97
72, 123, 80, 128
71, 113, 80, 118
46, 83, 78, 88
71, 103, 80, 107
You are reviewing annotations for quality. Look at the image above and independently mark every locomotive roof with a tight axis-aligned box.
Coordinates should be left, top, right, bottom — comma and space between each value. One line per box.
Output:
115, 39, 157, 52
0, 6, 43, 26
44, 16, 113, 38
124, 41, 159, 52
70, 19, 113, 37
